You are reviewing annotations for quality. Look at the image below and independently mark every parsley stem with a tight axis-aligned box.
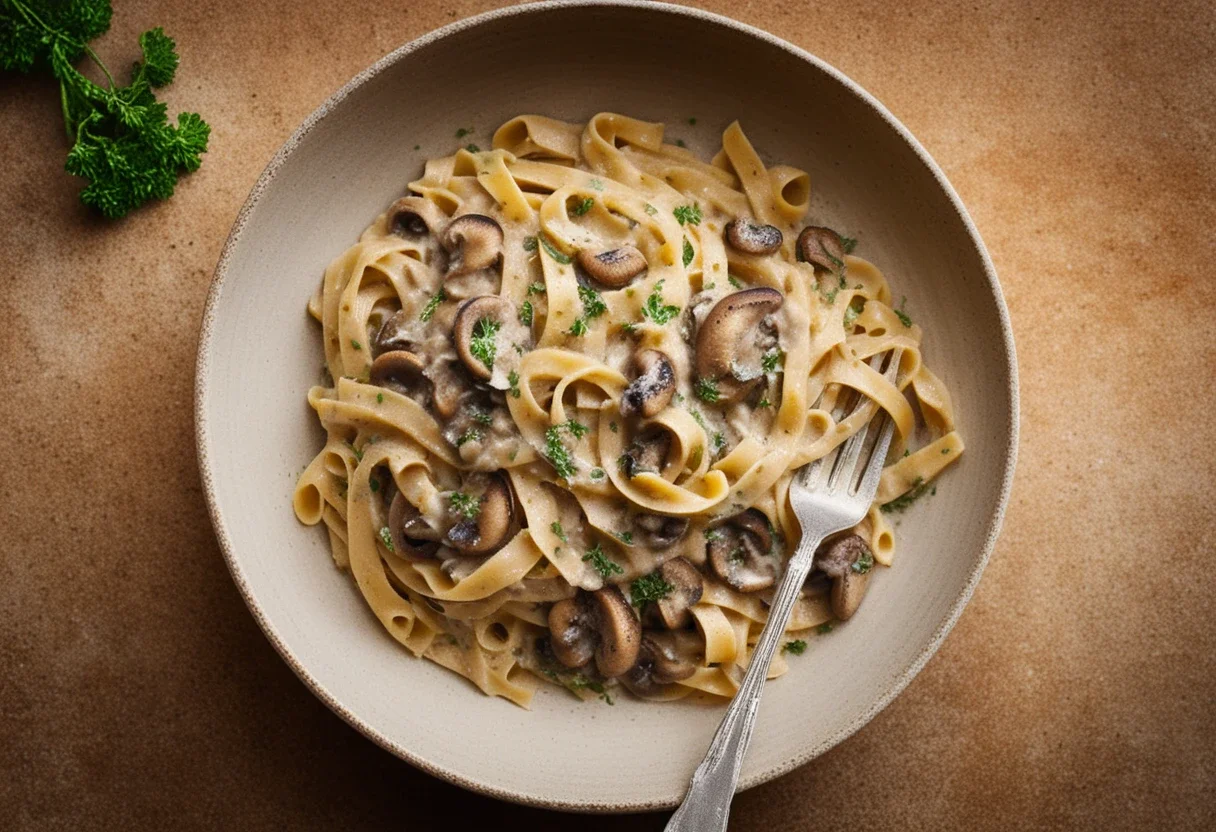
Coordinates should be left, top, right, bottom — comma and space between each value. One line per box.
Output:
82, 44, 115, 89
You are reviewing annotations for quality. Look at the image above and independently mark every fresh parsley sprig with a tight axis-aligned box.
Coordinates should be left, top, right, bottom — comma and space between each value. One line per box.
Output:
1, 0, 210, 217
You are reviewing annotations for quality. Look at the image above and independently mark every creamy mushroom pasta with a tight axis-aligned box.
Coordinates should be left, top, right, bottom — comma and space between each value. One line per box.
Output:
293, 113, 964, 707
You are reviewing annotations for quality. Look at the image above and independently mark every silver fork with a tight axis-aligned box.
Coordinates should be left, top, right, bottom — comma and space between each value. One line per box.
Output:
665, 348, 903, 832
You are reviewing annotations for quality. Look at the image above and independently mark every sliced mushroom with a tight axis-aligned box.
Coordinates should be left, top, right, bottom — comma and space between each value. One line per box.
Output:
388, 196, 448, 238
635, 513, 689, 548
547, 586, 641, 678
453, 295, 514, 382
725, 218, 783, 256
373, 309, 414, 356
446, 472, 514, 555
621, 427, 672, 478
576, 246, 648, 288
707, 508, 778, 593
387, 491, 441, 559
621, 633, 697, 696
441, 214, 504, 276
369, 350, 432, 406
425, 358, 466, 419
796, 226, 847, 273
816, 533, 873, 621
694, 288, 784, 404
651, 557, 703, 630
620, 349, 676, 418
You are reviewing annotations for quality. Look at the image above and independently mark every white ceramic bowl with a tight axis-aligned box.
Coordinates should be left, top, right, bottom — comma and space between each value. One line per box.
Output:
196, 0, 1017, 812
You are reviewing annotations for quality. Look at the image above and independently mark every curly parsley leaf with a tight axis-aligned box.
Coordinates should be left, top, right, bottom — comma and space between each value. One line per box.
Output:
695, 377, 720, 403
469, 317, 501, 369
583, 542, 623, 578
783, 639, 808, 655
449, 491, 481, 519
642, 279, 680, 326
682, 237, 695, 268
578, 285, 607, 319
674, 203, 702, 226
571, 196, 594, 216
630, 572, 675, 607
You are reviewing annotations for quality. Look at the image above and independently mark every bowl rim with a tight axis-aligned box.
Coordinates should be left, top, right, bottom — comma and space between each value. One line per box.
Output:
194, 0, 1019, 813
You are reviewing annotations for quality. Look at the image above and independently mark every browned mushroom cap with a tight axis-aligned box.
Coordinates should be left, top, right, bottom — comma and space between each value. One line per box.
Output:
816, 533, 873, 620
694, 288, 784, 403
796, 226, 847, 273
387, 491, 441, 559
576, 246, 648, 288
635, 513, 689, 548
547, 586, 642, 678
388, 196, 448, 238
441, 214, 504, 276
621, 633, 697, 696
621, 427, 672, 478
653, 557, 703, 629
425, 358, 466, 419
369, 350, 432, 405
453, 295, 514, 381
814, 533, 870, 578
725, 218, 783, 256
707, 508, 778, 593
447, 472, 514, 555
373, 310, 413, 356
620, 349, 676, 418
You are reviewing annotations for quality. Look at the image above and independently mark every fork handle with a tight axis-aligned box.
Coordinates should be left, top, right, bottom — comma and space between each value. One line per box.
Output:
664, 529, 826, 832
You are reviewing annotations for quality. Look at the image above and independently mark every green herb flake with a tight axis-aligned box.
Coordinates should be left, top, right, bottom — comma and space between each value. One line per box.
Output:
688, 117, 697, 125
852, 548, 875, 574
942, 447, 952, 454
682, 237, 695, 268
519, 300, 534, 326
644, 203, 658, 216
413, 144, 421, 150
676, 139, 687, 148
455, 127, 473, 138
567, 317, 588, 337
455, 427, 482, 448
761, 349, 784, 374
756, 397, 772, 408
880, 476, 931, 514
817, 623, 834, 635
369, 478, 380, 493
841, 236, 858, 254
695, 377, 721, 403
465, 143, 480, 153
590, 467, 606, 481
583, 542, 624, 578
378, 526, 395, 552
642, 279, 681, 325
588, 178, 604, 191
508, 370, 521, 399
469, 317, 501, 370
712, 432, 727, 453
615, 530, 634, 545
571, 197, 594, 216
350, 339, 362, 351
470, 406, 493, 426
728, 275, 744, 289
843, 305, 860, 329
550, 521, 568, 543
543, 421, 588, 479
630, 572, 675, 606
578, 285, 607, 319
674, 204, 703, 226
609, 421, 619, 433
783, 639, 808, 655
376, 393, 384, 404
894, 296, 913, 328
449, 491, 481, 519
419, 288, 446, 322
522, 236, 539, 253
539, 234, 572, 265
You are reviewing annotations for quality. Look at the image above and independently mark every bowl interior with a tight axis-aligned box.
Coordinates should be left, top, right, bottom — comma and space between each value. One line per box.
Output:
197, 1, 1016, 811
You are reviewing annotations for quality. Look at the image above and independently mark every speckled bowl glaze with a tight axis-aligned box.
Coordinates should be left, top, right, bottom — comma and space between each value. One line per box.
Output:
195, 0, 1017, 812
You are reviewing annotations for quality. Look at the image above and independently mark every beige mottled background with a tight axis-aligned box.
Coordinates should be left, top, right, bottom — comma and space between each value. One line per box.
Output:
2, 0, 1213, 829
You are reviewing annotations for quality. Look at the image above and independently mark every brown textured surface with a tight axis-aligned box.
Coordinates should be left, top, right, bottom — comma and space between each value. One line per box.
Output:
1, 0, 1213, 829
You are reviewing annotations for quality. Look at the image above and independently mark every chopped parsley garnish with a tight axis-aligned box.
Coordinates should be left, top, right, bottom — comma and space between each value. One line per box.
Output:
704, 528, 724, 542
644, 203, 658, 216
615, 530, 633, 544
682, 237, 695, 268
542, 669, 613, 704
630, 572, 675, 606
620, 322, 638, 334
376, 393, 384, 404
783, 639, 808, 655
608, 421, 618, 433
543, 421, 588, 478
578, 285, 607, 319
522, 236, 539, 253
588, 178, 604, 191
676, 139, 687, 148
571, 197, 594, 216
449, 491, 481, 519
688, 117, 697, 125
350, 339, 362, 350
550, 521, 568, 543
455, 127, 473, 138
378, 526, 395, 552
852, 548, 874, 574
894, 296, 913, 327
519, 300, 534, 326
527, 281, 546, 295
507, 370, 521, 398
727, 275, 743, 289
567, 317, 588, 337
880, 476, 930, 513
674, 204, 702, 226
841, 236, 858, 254
469, 317, 501, 370
348, 441, 364, 462
455, 427, 482, 447
712, 432, 727, 453
539, 234, 572, 265
727, 546, 747, 563
816, 622, 834, 635
465, 143, 480, 153
583, 542, 624, 578
695, 377, 721, 403
369, 477, 379, 493
589, 467, 606, 481
761, 349, 784, 374
642, 279, 681, 325
756, 397, 771, 408
843, 305, 860, 329
469, 406, 493, 426
419, 288, 446, 322
943, 447, 952, 454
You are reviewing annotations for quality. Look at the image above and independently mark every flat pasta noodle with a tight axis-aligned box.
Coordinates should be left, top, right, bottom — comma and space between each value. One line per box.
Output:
292, 113, 964, 707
